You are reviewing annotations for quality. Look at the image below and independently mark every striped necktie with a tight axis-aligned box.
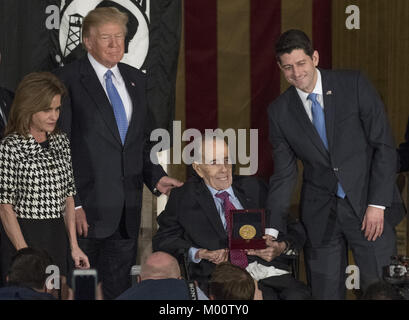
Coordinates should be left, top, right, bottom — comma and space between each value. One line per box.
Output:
105, 70, 128, 144
215, 191, 248, 269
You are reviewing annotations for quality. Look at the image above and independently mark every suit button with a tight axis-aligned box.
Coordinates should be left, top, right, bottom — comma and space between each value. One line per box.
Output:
333, 168, 339, 172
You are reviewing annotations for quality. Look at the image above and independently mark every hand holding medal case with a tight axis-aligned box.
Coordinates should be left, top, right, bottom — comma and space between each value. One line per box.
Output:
228, 209, 266, 250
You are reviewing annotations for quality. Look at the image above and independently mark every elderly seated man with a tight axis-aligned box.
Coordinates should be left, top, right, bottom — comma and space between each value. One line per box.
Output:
153, 135, 311, 300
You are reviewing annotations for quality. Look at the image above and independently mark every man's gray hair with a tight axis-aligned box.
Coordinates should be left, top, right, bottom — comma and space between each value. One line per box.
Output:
192, 133, 231, 164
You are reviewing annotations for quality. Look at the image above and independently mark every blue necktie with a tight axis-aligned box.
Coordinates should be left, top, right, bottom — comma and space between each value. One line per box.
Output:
105, 70, 128, 144
308, 93, 345, 198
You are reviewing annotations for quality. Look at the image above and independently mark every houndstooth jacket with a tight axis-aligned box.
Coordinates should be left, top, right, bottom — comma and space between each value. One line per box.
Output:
0, 132, 76, 219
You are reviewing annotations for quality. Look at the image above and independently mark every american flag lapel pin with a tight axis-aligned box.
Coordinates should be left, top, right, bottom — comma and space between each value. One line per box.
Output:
326, 90, 332, 95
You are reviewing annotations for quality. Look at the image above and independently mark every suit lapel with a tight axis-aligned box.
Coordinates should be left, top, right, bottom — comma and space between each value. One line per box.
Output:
80, 58, 122, 145
118, 64, 141, 147
321, 70, 336, 155
195, 181, 227, 239
233, 182, 257, 209
290, 87, 329, 159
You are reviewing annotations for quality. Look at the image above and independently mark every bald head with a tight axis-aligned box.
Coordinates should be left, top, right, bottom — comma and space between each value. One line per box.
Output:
140, 252, 181, 281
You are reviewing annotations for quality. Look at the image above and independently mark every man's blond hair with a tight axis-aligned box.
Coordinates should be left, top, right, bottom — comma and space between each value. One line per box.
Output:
82, 7, 128, 42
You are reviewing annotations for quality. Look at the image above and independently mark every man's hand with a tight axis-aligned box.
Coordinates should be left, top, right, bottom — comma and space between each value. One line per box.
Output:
196, 248, 228, 265
75, 208, 89, 238
246, 247, 275, 262
246, 236, 286, 262
156, 176, 184, 196
263, 234, 275, 246
361, 206, 384, 241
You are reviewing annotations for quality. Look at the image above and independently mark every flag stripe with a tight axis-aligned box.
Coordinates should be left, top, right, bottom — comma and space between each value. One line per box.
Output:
184, 0, 218, 131
312, 0, 332, 68
280, 0, 313, 93
217, 0, 251, 132
250, 0, 282, 178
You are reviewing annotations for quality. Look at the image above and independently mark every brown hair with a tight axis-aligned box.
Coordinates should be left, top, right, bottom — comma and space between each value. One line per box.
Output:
5, 72, 66, 137
275, 29, 314, 63
82, 7, 128, 42
209, 262, 255, 300
7, 247, 53, 290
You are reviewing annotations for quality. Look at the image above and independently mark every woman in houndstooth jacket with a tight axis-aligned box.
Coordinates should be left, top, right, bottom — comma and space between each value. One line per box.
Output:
0, 72, 89, 297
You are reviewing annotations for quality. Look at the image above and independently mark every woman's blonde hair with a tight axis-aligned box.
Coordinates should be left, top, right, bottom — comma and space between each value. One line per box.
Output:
5, 72, 66, 137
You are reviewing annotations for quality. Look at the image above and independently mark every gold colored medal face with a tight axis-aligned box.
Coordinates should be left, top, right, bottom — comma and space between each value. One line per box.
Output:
239, 225, 256, 240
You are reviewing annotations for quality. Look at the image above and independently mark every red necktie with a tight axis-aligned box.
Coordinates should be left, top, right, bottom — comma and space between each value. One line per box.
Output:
215, 191, 248, 269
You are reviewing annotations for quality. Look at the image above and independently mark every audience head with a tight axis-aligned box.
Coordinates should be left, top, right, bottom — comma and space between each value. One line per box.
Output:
140, 251, 181, 281
361, 281, 403, 300
192, 135, 233, 191
5, 72, 66, 138
6, 247, 53, 292
82, 7, 128, 68
209, 262, 262, 300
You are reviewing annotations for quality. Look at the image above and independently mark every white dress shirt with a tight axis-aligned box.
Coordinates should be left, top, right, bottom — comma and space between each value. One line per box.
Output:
296, 69, 325, 121
88, 53, 133, 123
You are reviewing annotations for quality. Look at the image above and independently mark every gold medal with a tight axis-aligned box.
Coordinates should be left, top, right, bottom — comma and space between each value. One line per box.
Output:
239, 225, 256, 240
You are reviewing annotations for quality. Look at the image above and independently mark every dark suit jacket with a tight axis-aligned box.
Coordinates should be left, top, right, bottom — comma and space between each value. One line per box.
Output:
398, 116, 409, 172
0, 286, 55, 300
0, 87, 13, 138
55, 56, 166, 239
116, 279, 191, 300
267, 69, 405, 247
152, 174, 306, 286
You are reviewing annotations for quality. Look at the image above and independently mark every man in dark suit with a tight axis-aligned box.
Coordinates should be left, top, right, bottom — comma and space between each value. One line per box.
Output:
56, 7, 182, 299
153, 136, 311, 300
398, 116, 409, 172
267, 29, 405, 299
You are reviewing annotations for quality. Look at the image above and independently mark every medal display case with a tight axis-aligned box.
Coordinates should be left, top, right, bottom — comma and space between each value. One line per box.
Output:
229, 209, 266, 250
